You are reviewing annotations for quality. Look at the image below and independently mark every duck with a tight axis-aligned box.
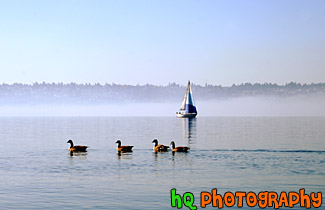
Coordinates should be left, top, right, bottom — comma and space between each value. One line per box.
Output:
170, 141, 190, 152
152, 139, 169, 152
67, 139, 88, 152
116, 140, 133, 152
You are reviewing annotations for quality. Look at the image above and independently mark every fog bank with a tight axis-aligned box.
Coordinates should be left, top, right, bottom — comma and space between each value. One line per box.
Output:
0, 96, 324, 117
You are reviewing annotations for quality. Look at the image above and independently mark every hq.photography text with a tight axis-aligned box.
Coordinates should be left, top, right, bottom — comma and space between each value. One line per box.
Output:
170, 188, 322, 209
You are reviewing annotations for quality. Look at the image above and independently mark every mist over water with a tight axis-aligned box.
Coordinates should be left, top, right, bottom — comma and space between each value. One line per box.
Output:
0, 96, 324, 116
199, 95, 325, 117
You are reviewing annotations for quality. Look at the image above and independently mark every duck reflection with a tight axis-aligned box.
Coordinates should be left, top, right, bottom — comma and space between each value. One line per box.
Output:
69, 151, 88, 157
152, 150, 170, 162
117, 151, 133, 160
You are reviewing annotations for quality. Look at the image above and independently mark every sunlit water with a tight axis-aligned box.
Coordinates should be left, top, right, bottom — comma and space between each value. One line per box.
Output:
0, 117, 324, 209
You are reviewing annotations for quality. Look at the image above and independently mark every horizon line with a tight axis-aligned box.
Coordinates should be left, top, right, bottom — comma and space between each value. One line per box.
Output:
1, 81, 324, 87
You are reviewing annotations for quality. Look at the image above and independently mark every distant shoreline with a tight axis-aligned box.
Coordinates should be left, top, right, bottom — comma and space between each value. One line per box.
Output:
0, 82, 324, 105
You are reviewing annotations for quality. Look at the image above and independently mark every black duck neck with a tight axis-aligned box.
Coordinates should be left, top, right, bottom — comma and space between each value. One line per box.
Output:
69, 141, 74, 148
153, 140, 158, 147
117, 141, 121, 147
171, 142, 175, 149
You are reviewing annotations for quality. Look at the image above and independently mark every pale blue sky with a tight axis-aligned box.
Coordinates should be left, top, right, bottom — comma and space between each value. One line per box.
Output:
0, 0, 324, 86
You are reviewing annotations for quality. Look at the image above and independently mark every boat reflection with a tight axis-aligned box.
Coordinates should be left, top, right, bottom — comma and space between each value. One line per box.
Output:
181, 117, 197, 145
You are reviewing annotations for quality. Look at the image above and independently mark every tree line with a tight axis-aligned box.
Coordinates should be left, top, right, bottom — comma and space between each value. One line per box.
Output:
0, 82, 324, 105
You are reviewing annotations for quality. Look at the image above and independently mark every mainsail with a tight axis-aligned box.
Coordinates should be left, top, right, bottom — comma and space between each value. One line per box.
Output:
179, 82, 190, 110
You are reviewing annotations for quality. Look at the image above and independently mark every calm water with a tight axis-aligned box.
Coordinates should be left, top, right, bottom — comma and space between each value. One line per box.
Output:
0, 117, 324, 209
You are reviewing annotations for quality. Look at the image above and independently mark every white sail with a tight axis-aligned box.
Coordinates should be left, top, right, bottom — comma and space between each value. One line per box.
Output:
180, 81, 190, 110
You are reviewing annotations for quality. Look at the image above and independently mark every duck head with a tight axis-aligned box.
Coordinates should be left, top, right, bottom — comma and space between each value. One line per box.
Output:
115, 140, 121, 147
152, 139, 158, 147
67, 139, 74, 148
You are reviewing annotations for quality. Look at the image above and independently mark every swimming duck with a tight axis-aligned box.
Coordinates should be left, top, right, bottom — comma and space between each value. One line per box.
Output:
116, 140, 133, 152
152, 139, 169, 152
170, 141, 190, 152
67, 139, 88, 152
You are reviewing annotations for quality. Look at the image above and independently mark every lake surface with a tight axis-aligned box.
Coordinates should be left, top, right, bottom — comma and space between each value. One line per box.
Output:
0, 117, 324, 209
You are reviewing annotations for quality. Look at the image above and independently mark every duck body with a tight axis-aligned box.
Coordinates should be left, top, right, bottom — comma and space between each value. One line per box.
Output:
69, 146, 88, 152
170, 141, 190, 152
152, 139, 169, 152
67, 140, 88, 152
117, 146, 134, 152
172, 147, 189, 152
116, 140, 133, 152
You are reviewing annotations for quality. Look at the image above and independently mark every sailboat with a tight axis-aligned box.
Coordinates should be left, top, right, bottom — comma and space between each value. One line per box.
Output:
176, 81, 198, 118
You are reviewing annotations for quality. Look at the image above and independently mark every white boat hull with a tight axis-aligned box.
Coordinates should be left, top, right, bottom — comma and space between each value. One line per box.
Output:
176, 113, 197, 118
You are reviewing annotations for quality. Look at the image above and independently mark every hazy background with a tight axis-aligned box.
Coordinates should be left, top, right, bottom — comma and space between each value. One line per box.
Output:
1, 96, 325, 116
0, 0, 324, 116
